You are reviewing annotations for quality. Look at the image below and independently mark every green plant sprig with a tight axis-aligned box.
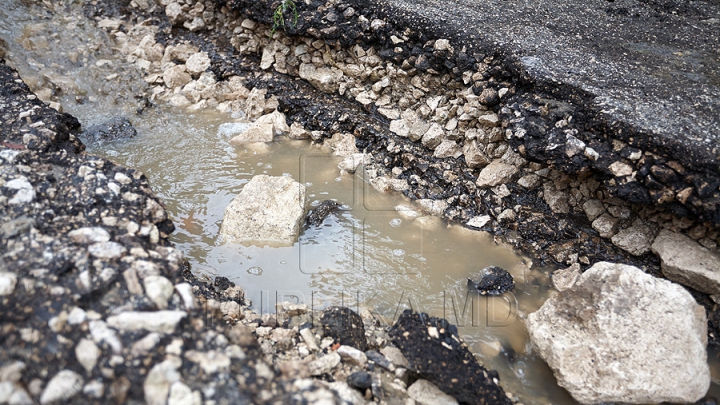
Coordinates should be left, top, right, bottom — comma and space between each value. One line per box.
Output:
270, 0, 299, 37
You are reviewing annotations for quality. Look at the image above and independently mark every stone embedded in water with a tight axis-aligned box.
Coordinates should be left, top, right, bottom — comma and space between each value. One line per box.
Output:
651, 229, 720, 295
219, 175, 307, 246
85, 117, 137, 142
526, 261, 710, 404
305, 200, 340, 228
467, 266, 514, 295
218, 122, 251, 138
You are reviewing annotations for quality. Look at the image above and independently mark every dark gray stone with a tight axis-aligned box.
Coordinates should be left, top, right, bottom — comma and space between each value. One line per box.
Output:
320, 306, 367, 351
84, 117, 137, 142
467, 266, 514, 295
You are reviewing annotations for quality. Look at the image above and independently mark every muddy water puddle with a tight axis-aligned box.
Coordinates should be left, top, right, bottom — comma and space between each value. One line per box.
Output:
2, 1, 718, 404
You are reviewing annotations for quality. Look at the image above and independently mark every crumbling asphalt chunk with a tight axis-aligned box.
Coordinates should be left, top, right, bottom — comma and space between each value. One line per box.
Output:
389, 310, 512, 405
467, 266, 515, 295
320, 306, 368, 351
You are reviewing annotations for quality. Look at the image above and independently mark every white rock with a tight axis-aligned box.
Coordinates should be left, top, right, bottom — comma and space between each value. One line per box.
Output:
416, 199, 448, 216
380, 346, 410, 368
308, 351, 341, 375
144, 359, 180, 405
476, 160, 519, 188
82, 380, 104, 398
337, 345, 367, 368
652, 229, 720, 295
89, 320, 123, 354
40, 370, 83, 404
185, 350, 231, 374
299, 328, 319, 352
229, 113, 275, 144
143, 276, 174, 309
433, 140, 461, 159
462, 140, 490, 168
526, 261, 710, 404
467, 215, 491, 228
174, 283, 196, 309
611, 223, 656, 256
132, 332, 162, 357
421, 123, 444, 150
219, 175, 307, 246
168, 382, 201, 405
592, 213, 619, 238
408, 379, 458, 405
338, 153, 369, 173
0, 272, 18, 296
6, 178, 35, 205
88, 241, 126, 259
324, 133, 358, 157
218, 122, 252, 138
433, 39, 452, 52
163, 65, 191, 89
289, 122, 311, 139
608, 161, 634, 177
185, 52, 210, 75
477, 113, 499, 127
107, 311, 187, 333
551, 263, 581, 291
68, 227, 110, 244
299, 63, 342, 93
67, 307, 87, 325
75, 339, 100, 374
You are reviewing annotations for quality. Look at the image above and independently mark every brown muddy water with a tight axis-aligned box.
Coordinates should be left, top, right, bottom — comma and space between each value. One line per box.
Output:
1, 1, 718, 404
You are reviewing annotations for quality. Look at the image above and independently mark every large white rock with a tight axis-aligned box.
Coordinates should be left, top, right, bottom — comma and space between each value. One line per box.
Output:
107, 311, 187, 333
526, 261, 709, 404
298, 63, 342, 93
475, 160, 518, 188
651, 228, 720, 295
219, 175, 307, 246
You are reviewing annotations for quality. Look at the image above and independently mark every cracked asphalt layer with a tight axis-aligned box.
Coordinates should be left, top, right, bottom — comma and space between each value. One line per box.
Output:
381, 0, 720, 172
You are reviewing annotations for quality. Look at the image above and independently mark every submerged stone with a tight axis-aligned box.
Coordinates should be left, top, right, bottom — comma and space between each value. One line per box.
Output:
84, 117, 137, 142
304, 200, 340, 228
219, 175, 307, 246
467, 266, 514, 295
